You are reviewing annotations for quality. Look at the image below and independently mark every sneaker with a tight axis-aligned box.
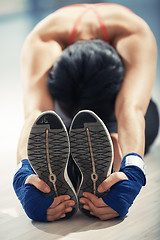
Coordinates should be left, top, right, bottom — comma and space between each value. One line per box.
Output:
69, 110, 113, 216
28, 111, 78, 218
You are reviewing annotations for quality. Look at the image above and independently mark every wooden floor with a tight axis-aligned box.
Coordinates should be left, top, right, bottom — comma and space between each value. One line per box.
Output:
0, 139, 160, 240
0, 5, 160, 240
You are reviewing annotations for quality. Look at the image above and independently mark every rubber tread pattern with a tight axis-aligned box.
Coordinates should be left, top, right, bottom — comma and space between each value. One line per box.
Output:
28, 111, 78, 218
69, 110, 113, 216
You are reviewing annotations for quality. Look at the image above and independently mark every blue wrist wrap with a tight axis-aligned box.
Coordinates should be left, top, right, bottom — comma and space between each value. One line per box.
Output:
102, 153, 146, 217
13, 159, 54, 222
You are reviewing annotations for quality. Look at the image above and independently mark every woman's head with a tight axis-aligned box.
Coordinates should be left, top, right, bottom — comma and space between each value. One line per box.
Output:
48, 39, 124, 118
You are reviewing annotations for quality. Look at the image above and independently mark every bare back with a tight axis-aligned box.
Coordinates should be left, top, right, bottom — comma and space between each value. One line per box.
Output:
32, 3, 148, 50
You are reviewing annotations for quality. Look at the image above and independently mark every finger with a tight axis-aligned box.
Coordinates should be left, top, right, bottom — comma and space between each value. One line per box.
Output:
48, 206, 73, 217
25, 175, 50, 193
60, 214, 66, 219
91, 212, 119, 221
47, 201, 74, 221
82, 201, 111, 216
47, 205, 64, 221
82, 192, 106, 207
97, 172, 128, 193
81, 198, 100, 216
47, 200, 75, 215
64, 207, 73, 213
49, 195, 71, 208
83, 204, 90, 210
82, 196, 118, 215
47, 211, 66, 221
47, 207, 65, 221
98, 204, 119, 215
83, 201, 117, 215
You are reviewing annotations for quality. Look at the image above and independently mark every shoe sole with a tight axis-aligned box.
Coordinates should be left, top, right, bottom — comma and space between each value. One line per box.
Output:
69, 110, 113, 216
27, 111, 78, 218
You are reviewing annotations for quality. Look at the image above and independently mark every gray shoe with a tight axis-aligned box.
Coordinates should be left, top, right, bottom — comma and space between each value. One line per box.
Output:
28, 111, 78, 218
69, 110, 113, 217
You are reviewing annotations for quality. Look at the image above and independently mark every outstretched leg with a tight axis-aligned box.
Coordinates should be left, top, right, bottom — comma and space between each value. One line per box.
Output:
110, 99, 159, 171
144, 99, 159, 154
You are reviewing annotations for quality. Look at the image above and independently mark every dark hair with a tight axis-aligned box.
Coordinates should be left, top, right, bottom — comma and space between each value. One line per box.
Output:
48, 39, 124, 117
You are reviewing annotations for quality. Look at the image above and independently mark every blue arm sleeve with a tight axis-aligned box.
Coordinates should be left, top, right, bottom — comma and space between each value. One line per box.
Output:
102, 153, 146, 217
13, 159, 54, 222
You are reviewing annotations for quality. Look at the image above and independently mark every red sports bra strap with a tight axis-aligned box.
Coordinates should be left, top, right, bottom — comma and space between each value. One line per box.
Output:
91, 6, 109, 43
68, 6, 90, 45
68, 4, 110, 45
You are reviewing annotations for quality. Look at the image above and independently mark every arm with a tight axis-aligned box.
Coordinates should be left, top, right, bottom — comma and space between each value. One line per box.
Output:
17, 32, 62, 163
114, 21, 157, 158
15, 32, 76, 222
80, 20, 157, 220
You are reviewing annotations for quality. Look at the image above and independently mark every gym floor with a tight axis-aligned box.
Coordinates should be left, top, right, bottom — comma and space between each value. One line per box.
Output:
0, 1, 160, 239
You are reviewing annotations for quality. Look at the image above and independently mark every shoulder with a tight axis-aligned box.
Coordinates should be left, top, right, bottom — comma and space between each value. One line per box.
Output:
28, 10, 73, 48
106, 5, 156, 49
